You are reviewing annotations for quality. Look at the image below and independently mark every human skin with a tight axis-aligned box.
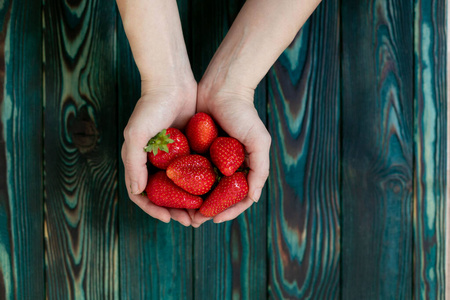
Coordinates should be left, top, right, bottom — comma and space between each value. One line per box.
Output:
117, 0, 322, 227
191, 0, 322, 226
117, 0, 196, 226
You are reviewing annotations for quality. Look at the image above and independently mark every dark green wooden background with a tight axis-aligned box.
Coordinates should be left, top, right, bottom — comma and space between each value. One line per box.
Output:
0, 0, 447, 299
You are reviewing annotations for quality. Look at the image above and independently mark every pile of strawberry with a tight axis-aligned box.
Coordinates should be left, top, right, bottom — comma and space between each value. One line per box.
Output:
143, 113, 248, 217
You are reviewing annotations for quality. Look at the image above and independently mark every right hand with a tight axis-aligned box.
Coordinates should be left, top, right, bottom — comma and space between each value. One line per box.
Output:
191, 81, 271, 227
121, 79, 197, 226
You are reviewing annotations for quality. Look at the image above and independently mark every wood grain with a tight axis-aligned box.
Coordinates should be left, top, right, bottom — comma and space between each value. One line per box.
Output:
191, 1, 268, 299
2, 1, 445, 299
0, 0, 44, 299
117, 1, 194, 299
44, 0, 118, 298
341, 0, 414, 298
267, 1, 340, 299
413, 0, 447, 298
447, 0, 450, 295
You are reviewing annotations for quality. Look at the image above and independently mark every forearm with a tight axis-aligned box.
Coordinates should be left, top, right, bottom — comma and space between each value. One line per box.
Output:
116, 0, 193, 88
201, 0, 321, 91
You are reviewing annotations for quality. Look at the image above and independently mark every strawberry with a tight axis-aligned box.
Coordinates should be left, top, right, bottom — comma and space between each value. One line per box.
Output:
144, 128, 190, 169
166, 155, 216, 195
199, 172, 248, 217
145, 171, 203, 209
185, 112, 218, 153
210, 137, 245, 176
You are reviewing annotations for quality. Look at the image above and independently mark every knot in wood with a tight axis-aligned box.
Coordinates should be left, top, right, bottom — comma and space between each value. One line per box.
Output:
68, 106, 99, 154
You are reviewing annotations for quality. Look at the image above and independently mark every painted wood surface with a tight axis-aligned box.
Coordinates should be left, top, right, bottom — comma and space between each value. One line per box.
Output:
447, 0, 450, 295
414, 0, 447, 299
341, 0, 414, 299
43, 0, 119, 298
0, 0, 447, 299
267, 1, 340, 299
191, 1, 268, 299
0, 0, 44, 299
117, 1, 194, 299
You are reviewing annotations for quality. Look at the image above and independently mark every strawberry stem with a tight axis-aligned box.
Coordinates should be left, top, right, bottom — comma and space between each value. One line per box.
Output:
144, 129, 175, 155
236, 167, 250, 174
214, 167, 223, 182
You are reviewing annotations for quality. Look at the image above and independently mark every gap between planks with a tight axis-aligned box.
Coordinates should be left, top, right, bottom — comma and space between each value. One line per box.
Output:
446, 0, 450, 296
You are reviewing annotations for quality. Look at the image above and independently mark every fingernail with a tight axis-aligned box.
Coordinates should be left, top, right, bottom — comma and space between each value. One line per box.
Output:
252, 188, 262, 203
131, 182, 139, 194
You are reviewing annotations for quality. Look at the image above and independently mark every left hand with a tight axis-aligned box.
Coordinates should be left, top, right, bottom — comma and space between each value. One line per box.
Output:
122, 80, 197, 226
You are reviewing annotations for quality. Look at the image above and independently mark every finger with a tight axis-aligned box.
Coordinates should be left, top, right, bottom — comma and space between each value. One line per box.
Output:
213, 197, 254, 223
186, 209, 196, 220
122, 144, 143, 196
243, 124, 271, 203
191, 212, 212, 228
123, 144, 171, 223
122, 99, 176, 195
128, 193, 171, 223
122, 141, 149, 198
122, 136, 150, 195
169, 208, 192, 227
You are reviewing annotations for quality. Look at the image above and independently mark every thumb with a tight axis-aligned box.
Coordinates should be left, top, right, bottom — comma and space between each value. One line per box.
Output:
122, 98, 176, 194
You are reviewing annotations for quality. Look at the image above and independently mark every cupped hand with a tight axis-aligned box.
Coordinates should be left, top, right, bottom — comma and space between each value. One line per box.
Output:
191, 82, 271, 227
121, 80, 197, 226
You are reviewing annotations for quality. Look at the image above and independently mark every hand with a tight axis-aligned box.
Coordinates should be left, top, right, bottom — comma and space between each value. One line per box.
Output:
191, 82, 271, 227
121, 80, 197, 226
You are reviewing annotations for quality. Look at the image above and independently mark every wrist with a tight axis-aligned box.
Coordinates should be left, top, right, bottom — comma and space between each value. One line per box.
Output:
200, 0, 321, 92
199, 29, 263, 91
136, 41, 193, 85
117, 0, 193, 87
141, 74, 197, 101
140, 64, 196, 93
199, 5, 279, 91
197, 76, 254, 109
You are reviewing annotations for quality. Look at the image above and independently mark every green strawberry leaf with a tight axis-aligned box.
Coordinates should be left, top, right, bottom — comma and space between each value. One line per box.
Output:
161, 144, 169, 153
144, 129, 175, 155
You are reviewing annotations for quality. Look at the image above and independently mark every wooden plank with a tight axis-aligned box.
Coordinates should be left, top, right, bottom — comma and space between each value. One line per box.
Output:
447, 0, 450, 295
117, 1, 194, 299
267, 1, 340, 299
191, 1, 268, 299
0, 1, 44, 299
43, 0, 119, 298
341, 0, 414, 298
192, 85, 267, 300
414, 0, 447, 299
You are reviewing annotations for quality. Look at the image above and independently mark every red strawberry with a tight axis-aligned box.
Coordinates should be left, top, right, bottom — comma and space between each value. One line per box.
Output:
166, 155, 216, 195
186, 112, 218, 153
145, 171, 203, 209
210, 137, 245, 176
199, 172, 248, 217
144, 128, 190, 169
